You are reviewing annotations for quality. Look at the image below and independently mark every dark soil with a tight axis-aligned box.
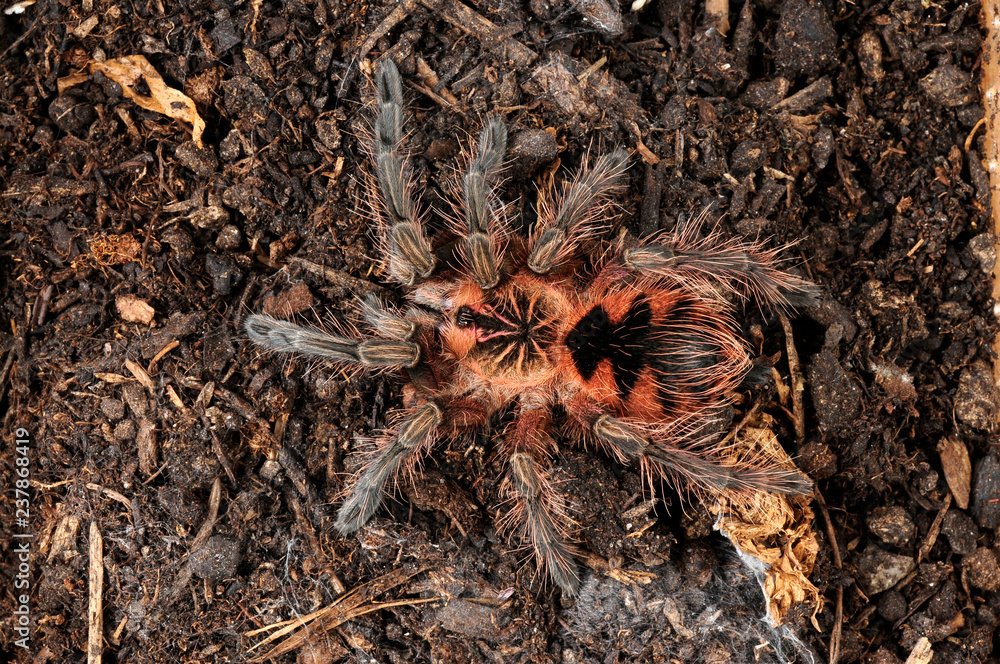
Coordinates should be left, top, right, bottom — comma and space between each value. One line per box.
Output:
1, 0, 998, 662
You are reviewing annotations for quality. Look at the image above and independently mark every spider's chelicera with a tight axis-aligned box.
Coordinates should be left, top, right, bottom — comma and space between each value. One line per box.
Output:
246, 59, 816, 596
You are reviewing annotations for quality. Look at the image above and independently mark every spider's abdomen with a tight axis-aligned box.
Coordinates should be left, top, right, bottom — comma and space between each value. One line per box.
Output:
563, 287, 751, 422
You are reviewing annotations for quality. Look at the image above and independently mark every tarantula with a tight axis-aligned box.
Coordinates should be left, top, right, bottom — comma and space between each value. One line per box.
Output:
246, 59, 816, 596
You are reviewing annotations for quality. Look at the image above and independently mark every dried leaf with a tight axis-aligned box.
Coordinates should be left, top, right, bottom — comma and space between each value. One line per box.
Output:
713, 426, 821, 627
938, 435, 971, 509
90, 55, 205, 147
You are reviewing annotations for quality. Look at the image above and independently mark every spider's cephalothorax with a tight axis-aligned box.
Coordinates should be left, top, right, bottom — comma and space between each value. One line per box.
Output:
246, 59, 818, 596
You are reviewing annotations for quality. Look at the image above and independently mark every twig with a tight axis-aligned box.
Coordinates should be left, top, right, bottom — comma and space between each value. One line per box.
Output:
779, 313, 806, 445
356, 0, 419, 64
247, 566, 433, 661
286, 256, 385, 296
814, 492, 842, 664
419, 0, 537, 68
88, 521, 104, 664
983, 0, 1000, 392
155, 478, 223, 610
916, 493, 951, 565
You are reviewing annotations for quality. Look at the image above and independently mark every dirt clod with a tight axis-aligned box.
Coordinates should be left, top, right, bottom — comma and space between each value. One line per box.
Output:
867, 506, 915, 549
963, 548, 1000, 592
774, 0, 838, 78
941, 510, 978, 555
189, 536, 244, 582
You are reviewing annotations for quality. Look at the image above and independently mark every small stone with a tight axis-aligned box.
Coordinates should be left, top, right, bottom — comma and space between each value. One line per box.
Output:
189, 535, 243, 581
963, 547, 1000, 592
730, 140, 766, 179
219, 129, 244, 162
49, 95, 96, 136
161, 227, 195, 263
857, 545, 915, 595
796, 441, 837, 480
856, 32, 884, 83
867, 506, 915, 548
914, 465, 939, 495
288, 151, 320, 166
774, 0, 838, 78
940, 510, 978, 555
811, 126, 835, 170
174, 141, 218, 177
742, 77, 790, 110
190, 205, 229, 231
259, 458, 282, 481
315, 117, 341, 151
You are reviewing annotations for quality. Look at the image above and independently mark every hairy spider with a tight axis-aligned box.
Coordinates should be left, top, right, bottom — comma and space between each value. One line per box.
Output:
246, 59, 816, 596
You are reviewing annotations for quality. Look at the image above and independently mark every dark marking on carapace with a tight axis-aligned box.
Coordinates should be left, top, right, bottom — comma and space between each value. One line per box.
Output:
565, 296, 653, 396
468, 288, 557, 371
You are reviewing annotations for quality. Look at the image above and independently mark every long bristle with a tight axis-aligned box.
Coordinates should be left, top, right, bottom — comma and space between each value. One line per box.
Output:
529, 148, 629, 274
625, 209, 820, 310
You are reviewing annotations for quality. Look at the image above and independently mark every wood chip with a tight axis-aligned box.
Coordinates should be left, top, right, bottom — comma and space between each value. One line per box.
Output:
116, 294, 156, 325
94, 372, 129, 384
73, 15, 99, 38
938, 435, 971, 509
136, 417, 158, 475
47, 513, 81, 563
125, 359, 155, 393
904, 637, 932, 664
88, 521, 104, 664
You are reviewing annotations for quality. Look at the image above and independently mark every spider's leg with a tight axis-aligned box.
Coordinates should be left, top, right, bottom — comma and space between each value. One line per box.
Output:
245, 314, 420, 368
358, 293, 416, 340
373, 59, 436, 285
528, 148, 630, 274
461, 117, 508, 289
564, 394, 812, 497
335, 402, 442, 533
623, 211, 819, 309
500, 399, 581, 595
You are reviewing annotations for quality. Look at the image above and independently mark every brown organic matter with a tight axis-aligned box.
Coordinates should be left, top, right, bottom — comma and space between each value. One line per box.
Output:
0, 0, 996, 662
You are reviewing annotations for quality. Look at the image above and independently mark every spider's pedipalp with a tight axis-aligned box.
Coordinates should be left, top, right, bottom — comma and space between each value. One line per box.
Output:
461, 116, 508, 290
500, 403, 581, 595
335, 402, 442, 534
528, 147, 630, 274
359, 294, 416, 340
244, 314, 420, 368
624, 212, 820, 310
372, 59, 436, 285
